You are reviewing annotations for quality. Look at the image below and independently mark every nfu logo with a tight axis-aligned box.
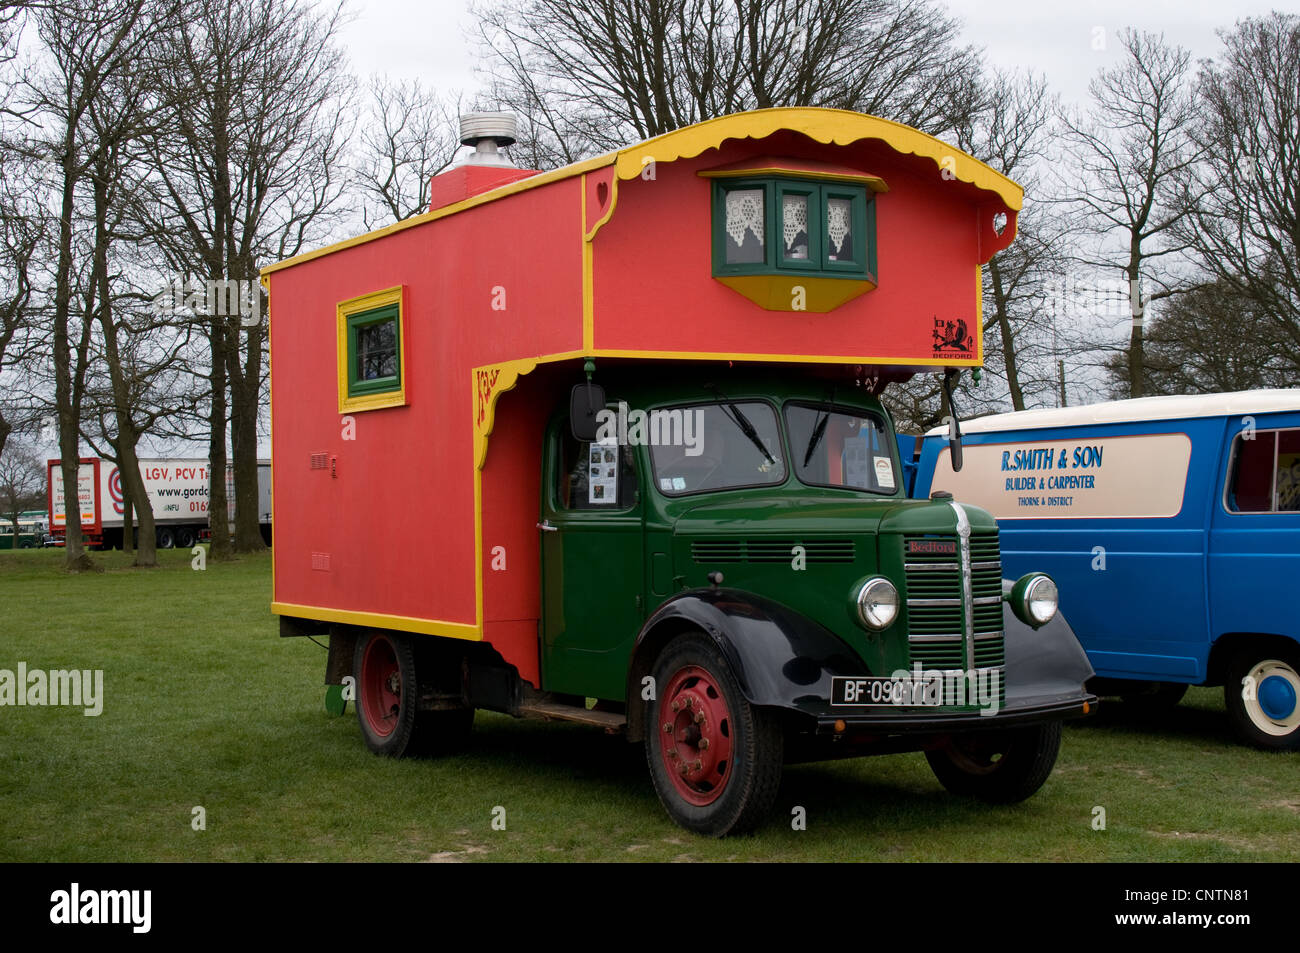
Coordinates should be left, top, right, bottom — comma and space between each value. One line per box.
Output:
594, 401, 705, 456
50, 883, 151, 934
151, 276, 261, 327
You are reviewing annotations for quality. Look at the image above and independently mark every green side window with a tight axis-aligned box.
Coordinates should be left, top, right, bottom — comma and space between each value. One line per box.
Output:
712, 177, 874, 281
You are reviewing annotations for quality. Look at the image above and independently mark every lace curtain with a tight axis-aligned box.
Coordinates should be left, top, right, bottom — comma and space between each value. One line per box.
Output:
827, 198, 851, 256
724, 190, 764, 247
782, 194, 807, 251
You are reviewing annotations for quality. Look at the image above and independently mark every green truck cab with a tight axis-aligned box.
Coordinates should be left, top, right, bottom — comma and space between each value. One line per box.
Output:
532, 370, 1094, 834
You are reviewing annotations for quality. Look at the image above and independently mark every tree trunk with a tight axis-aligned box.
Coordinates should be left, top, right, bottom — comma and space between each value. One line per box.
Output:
91, 160, 157, 567
122, 493, 133, 555
52, 147, 92, 572
989, 257, 1026, 411
207, 318, 232, 560
228, 319, 265, 553
1128, 261, 1144, 398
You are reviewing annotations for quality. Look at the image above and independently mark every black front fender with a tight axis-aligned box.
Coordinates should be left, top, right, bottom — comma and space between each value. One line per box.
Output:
625, 588, 863, 741
1002, 601, 1095, 708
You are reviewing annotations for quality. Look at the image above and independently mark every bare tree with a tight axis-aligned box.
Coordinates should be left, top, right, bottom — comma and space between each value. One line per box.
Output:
0, 172, 44, 464
77, 42, 191, 566
27, 0, 156, 570
355, 77, 463, 227
1056, 29, 1205, 399
0, 435, 43, 540
473, 0, 985, 165
883, 72, 1074, 428
145, 0, 353, 555
954, 70, 1072, 412
1172, 13, 1300, 374
1105, 279, 1293, 396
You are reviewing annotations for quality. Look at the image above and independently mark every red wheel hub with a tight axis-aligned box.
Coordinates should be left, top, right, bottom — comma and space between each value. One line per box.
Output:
659, 665, 734, 806
359, 636, 401, 737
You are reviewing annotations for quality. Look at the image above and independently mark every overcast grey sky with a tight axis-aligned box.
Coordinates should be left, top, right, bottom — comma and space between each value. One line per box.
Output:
340, 0, 1295, 108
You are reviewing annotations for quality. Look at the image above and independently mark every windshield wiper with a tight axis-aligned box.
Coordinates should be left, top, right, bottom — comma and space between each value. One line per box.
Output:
802, 386, 836, 467
705, 384, 776, 466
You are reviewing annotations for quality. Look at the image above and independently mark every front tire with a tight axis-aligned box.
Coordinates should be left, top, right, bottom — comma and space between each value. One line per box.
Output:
645, 633, 782, 836
1225, 647, 1300, 751
926, 722, 1061, 804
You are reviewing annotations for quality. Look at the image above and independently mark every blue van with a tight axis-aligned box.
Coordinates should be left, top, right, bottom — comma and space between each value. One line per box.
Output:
908, 390, 1300, 749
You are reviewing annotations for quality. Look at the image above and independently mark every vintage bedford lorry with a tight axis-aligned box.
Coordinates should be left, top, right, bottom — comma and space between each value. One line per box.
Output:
263, 108, 1095, 835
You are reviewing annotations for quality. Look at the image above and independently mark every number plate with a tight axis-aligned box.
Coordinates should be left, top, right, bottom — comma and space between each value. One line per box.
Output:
831, 676, 918, 707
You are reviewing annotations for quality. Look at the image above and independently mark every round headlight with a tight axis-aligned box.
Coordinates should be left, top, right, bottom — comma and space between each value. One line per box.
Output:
1025, 574, 1058, 626
856, 577, 899, 630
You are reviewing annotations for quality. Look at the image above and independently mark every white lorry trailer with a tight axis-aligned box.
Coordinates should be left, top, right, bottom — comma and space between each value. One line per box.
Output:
48, 457, 271, 549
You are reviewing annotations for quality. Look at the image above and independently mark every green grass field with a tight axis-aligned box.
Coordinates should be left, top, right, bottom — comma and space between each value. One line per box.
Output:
0, 547, 1295, 862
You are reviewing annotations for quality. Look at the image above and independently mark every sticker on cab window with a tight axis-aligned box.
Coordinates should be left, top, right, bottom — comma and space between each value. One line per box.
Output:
874, 456, 895, 489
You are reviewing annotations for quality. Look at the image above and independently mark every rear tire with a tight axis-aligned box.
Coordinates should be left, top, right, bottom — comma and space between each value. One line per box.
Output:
645, 632, 782, 836
926, 722, 1061, 804
353, 631, 473, 757
156, 527, 175, 549
1225, 646, 1300, 751
354, 631, 419, 757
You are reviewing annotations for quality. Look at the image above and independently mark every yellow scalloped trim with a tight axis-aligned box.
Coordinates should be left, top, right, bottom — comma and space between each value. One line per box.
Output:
613, 108, 1022, 211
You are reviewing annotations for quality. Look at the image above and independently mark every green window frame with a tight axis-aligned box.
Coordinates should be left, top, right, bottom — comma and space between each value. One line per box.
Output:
346, 304, 401, 397
712, 177, 876, 282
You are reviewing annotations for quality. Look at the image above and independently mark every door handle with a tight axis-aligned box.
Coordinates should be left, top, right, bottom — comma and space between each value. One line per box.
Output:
537, 520, 558, 532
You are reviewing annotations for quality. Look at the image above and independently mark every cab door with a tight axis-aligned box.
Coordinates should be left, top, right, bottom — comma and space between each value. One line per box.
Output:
539, 418, 646, 701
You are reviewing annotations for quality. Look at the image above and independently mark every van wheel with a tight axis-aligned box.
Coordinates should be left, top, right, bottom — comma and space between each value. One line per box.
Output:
926, 722, 1061, 804
1120, 682, 1188, 714
1225, 648, 1300, 750
645, 633, 782, 836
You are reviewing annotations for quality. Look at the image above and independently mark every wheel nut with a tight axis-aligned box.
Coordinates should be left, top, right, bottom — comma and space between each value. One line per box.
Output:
693, 711, 705, 724
663, 723, 673, 733
668, 748, 678, 759
671, 700, 681, 712
679, 763, 690, 776
699, 738, 709, 750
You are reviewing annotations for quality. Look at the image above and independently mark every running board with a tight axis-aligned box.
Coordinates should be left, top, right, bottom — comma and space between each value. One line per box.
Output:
517, 700, 627, 733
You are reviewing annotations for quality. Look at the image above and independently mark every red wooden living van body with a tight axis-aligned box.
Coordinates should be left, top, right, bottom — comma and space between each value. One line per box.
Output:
263, 108, 1021, 691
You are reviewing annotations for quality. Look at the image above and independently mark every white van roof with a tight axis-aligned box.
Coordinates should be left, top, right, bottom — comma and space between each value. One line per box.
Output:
924, 389, 1300, 436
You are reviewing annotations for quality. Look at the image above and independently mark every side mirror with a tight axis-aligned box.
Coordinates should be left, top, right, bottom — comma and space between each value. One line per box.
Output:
569, 381, 607, 442
942, 369, 963, 473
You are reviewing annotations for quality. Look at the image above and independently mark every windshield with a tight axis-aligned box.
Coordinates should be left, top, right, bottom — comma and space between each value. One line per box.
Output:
784, 402, 898, 494
648, 401, 785, 496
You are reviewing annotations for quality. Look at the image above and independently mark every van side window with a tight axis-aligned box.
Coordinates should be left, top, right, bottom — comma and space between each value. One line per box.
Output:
1227, 429, 1300, 513
557, 430, 639, 510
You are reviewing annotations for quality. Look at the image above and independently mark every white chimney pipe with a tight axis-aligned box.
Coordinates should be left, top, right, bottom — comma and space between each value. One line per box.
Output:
459, 112, 518, 168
